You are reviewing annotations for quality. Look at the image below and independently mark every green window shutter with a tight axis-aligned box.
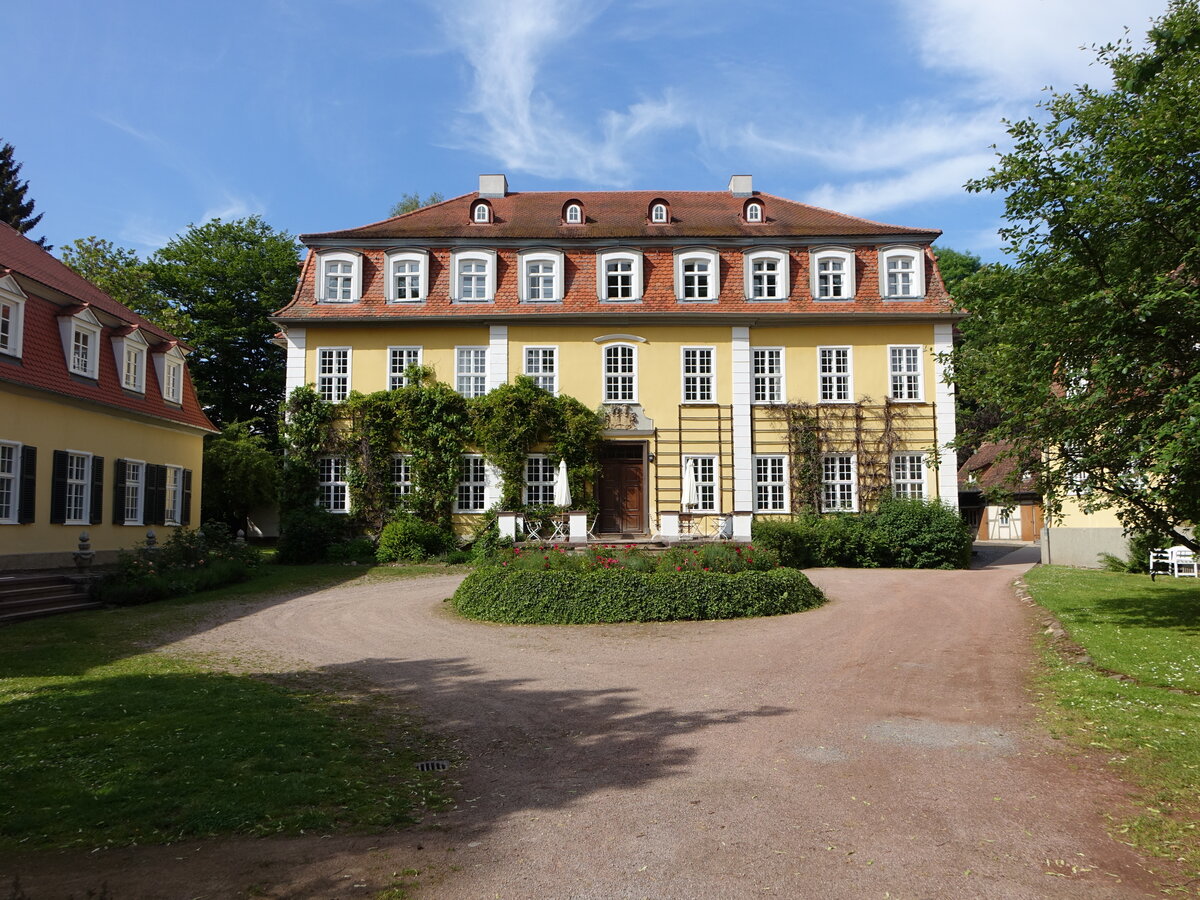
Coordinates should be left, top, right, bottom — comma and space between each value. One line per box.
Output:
17, 446, 36, 524
49, 450, 68, 525
89, 456, 104, 525
181, 469, 193, 526
112, 459, 127, 525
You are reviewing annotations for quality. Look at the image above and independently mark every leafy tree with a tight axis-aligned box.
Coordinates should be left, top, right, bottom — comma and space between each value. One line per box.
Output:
201, 421, 280, 531
0, 140, 47, 247
389, 192, 444, 218
60, 236, 190, 335
933, 247, 981, 295
950, 0, 1200, 551
148, 217, 299, 441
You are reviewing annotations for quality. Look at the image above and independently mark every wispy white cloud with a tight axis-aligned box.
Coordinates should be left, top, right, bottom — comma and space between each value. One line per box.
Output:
805, 152, 997, 217
200, 193, 265, 224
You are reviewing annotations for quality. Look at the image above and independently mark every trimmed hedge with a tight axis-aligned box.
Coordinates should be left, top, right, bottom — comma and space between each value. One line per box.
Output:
451, 568, 825, 624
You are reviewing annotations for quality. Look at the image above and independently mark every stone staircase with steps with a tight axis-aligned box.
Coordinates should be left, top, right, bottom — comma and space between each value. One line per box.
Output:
0, 572, 103, 625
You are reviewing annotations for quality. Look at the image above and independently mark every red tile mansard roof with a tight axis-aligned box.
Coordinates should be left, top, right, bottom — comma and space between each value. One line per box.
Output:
0, 222, 216, 432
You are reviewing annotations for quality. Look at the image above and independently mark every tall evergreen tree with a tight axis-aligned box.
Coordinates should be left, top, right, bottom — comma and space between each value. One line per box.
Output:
0, 141, 47, 247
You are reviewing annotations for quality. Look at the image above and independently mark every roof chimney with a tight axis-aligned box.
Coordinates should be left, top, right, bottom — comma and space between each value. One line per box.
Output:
728, 174, 753, 197
478, 174, 508, 198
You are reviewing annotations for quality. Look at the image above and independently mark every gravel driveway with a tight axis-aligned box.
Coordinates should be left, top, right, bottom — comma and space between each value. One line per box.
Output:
8, 548, 1170, 898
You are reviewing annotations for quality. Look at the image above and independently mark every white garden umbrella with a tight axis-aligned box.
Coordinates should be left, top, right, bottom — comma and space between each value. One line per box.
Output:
553, 459, 572, 507
682, 458, 699, 510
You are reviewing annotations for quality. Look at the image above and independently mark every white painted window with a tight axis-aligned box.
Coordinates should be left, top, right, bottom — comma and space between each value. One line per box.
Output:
651, 202, 668, 223
597, 249, 642, 302
565, 203, 583, 224
752, 348, 784, 403
683, 456, 717, 512
818, 347, 852, 402
392, 454, 412, 502
811, 248, 855, 300
524, 346, 558, 394
316, 347, 350, 402
122, 343, 146, 392
164, 465, 182, 525
58, 308, 102, 379
745, 249, 788, 301
745, 201, 763, 223
472, 202, 491, 223
123, 460, 144, 525
461, 261, 486, 300
821, 454, 857, 512
164, 358, 183, 403
0, 442, 18, 523
456, 455, 486, 512
0, 293, 24, 358
388, 346, 422, 390
681, 347, 715, 403
65, 452, 91, 524
754, 455, 788, 512
456, 346, 488, 398
318, 250, 361, 303
676, 249, 720, 301
892, 453, 926, 500
603, 344, 636, 402
385, 249, 428, 302
889, 346, 923, 401
880, 246, 924, 299
451, 250, 496, 302
518, 249, 564, 303
525, 455, 556, 506
318, 456, 349, 513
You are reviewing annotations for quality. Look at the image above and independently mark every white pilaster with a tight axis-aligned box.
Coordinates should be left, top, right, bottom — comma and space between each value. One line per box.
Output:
484, 461, 502, 509
488, 324, 508, 391
932, 323, 959, 509
284, 327, 307, 395
731, 326, 753, 512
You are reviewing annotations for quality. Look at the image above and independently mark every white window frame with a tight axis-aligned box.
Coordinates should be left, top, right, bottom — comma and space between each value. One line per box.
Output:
891, 453, 926, 500
681, 346, 716, 404
64, 450, 92, 525
523, 346, 558, 395
888, 345, 924, 402
674, 248, 720, 302
451, 249, 497, 303
752, 347, 784, 404
316, 347, 351, 402
744, 248, 789, 301
472, 201, 492, 223
818, 346, 853, 403
682, 455, 719, 513
596, 249, 643, 303
385, 249, 429, 303
316, 250, 362, 304
153, 345, 187, 404
112, 329, 149, 394
391, 453, 413, 502
0, 281, 26, 358
164, 465, 183, 526
564, 203, 583, 225
525, 454, 557, 507
455, 346, 489, 398
317, 456, 349, 513
821, 453, 858, 512
753, 455, 789, 513
455, 454, 486, 512
0, 440, 20, 524
745, 201, 763, 223
650, 202, 669, 224
879, 246, 925, 299
602, 343, 638, 403
123, 459, 145, 526
59, 308, 102, 380
388, 346, 423, 390
810, 247, 856, 301
518, 249, 565, 303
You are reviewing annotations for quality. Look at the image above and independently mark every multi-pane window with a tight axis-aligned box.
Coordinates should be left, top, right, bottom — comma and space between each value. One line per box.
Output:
889, 346, 922, 400
892, 453, 925, 500
751, 258, 779, 299
123, 345, 144, 391
816, 256, 846, 299
886, 255, 916, 296
164, 359, 183, 403
754, 456, 787, 512
65, 452, 89, 524
524, 347, 557, 394
318, 456, 348, 513
752, 349, 783, 403
682, 348, 715, 402
651, 203, 668, 223
393, 259, 421, 300
389, 347, 422, 390
473, 203, 490, 223
606, 259, 633, 300
0, 443, 16, 522
71, 328, 92, 376
604, 345, 636, 402
821, 454, 856, 512
456, 347, 488, 398
123, 461, 143, 524
324, 260, 353, 302
526, 262, 555, 301
525, 456, 556, 506
457, 456, 486, 512
818, 347, 851, 402
459, 261, 488, 300
391, 454, 412, 502
565, 204, 582, 224
681, 259, 710, 299
164, 466, 182, 525
684, 456, 716, 512
0, 299, 19, 356
317, 348, 350, 402
746, 203, 763, 222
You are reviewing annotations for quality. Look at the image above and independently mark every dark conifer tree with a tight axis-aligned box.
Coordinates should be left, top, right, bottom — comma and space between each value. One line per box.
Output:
0, 141, 48, 247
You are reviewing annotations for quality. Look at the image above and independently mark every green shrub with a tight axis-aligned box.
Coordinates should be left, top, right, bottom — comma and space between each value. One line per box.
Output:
873, 498, 973, 569
452, 568, 825, 624
1121, 529, 1173, 574
376, 515, 456, 563
327, 536, 377, 564
276, 506, 345, 564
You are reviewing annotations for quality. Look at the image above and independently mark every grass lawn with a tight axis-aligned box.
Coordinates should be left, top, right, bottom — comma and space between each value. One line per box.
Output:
0, 560, 469, 851
1025, 566, 1200, 880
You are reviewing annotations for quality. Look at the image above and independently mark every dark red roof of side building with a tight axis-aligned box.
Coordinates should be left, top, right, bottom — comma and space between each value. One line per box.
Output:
958, 442, 1040, 494
0, 222, 216, 432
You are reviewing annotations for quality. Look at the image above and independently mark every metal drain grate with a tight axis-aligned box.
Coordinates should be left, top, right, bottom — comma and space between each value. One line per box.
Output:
415, 759, 450, 772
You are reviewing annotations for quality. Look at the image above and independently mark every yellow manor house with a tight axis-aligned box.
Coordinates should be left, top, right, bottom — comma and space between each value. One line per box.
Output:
273, 175, 959, 540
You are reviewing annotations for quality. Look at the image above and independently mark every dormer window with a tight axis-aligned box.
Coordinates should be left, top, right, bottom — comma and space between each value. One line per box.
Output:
472, 201, 492, 224
0, 275, 26, 359
563, 201, 584, 225
112, 328, 149, 394
879, 246, 925, 299
674, 248, 720, 302
451, 249, 497, 303
810, 247, 856, 300
154, 344, 187, 404
385, 249, 429, 303
317, 250, 362, 303
650, 200, 670, 224
518, 249, 565, 303
745, 201, 764, 223
58, 306, 103, 380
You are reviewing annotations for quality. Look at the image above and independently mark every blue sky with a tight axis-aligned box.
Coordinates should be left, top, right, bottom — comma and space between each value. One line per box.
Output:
9, 0, 1165, 261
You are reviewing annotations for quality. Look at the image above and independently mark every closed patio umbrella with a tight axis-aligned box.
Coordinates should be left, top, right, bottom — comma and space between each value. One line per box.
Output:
682, 458, 699, 510
554, 459, 572, 507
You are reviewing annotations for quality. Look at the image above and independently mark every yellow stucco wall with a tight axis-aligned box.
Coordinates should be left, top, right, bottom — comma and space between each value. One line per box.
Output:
1, 386, 205, 566
1055, 494, 1124, 529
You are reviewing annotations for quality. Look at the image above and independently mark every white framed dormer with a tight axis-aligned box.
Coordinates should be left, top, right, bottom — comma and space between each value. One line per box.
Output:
518, 248, 565, 303
674, 248, 720, 302
743, 199, 764, 223
743, 248, 789, 301
596, 249, 643, 302
385, 248, 429, 303
810, 247, 856, 301
563, 199, 584, 225
471, 200, 493, 224
111, 327, 149, 394
879, 245, 925, 300
451, 248, 497, 303
649, 199, 670, 224
58, 306, 103, 380
153, 344, 188, 405
0, 273, 27, 359
317, 249, 362, 303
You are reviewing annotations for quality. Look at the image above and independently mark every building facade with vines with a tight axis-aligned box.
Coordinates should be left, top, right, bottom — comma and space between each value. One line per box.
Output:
273, 175, 959, 538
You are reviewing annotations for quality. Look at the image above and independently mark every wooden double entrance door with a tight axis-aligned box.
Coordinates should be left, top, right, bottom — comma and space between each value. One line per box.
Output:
597, 442, 646, 535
